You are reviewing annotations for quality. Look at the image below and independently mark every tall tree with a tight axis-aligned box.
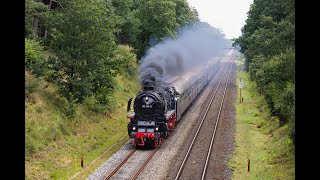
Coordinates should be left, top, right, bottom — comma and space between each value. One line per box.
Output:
233, 0, 295, 139
112, 0, 141, 45
46, 0, 118, 104
175, 0, 199, 27
25, 0, 48, 38
134, 0, 179, 59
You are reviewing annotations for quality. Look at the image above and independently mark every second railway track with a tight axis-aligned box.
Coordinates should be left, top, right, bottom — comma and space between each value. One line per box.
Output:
174, 59, 235, 180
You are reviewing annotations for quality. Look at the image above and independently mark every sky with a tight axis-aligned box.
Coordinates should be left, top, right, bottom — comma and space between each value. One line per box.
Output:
187, 0, 253, 39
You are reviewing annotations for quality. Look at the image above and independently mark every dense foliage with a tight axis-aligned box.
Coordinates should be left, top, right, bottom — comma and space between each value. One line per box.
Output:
233, 0, 295, 141
45, 0, 118, 107
25, 0, 48, 38
25, 0, 200, 116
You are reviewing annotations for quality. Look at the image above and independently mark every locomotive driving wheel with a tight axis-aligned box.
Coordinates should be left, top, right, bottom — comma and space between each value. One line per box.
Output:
153, 137, 164, 149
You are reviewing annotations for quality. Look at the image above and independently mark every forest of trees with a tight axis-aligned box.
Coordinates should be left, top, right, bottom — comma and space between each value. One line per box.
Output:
25, 0, 199, 115
26, 0, 295, 141
233, 0, 295, 142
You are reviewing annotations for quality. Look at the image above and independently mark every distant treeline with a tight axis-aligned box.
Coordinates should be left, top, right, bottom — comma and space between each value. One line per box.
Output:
25, 0, 199, 115
233, 0, 295, 141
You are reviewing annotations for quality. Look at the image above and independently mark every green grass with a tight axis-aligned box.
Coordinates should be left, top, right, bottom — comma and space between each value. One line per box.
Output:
25, 54, 141, 179
228, 57, 294, 179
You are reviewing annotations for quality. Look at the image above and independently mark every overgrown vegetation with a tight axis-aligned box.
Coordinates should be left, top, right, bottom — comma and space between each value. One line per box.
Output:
228, 59, 294, 179
233, 0, 295, 142
25, 68, 140, 179
25, 0, 199, 179
26, 0, 199, 117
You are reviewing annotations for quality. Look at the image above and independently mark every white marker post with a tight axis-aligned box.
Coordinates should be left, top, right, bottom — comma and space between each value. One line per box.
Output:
239, 80, 243, 103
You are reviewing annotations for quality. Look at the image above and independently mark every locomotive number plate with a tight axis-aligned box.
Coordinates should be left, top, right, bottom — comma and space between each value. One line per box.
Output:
138, 121, 155, 126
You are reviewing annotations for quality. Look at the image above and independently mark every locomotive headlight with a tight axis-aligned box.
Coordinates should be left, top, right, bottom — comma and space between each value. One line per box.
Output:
132, 126, 136, 131
155, 127, 159, 131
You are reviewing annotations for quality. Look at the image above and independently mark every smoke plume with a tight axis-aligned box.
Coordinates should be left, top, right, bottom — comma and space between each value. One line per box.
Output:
139, 22, 231, 91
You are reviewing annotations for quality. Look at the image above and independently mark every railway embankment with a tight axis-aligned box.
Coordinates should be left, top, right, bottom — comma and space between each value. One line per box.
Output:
25, 61, 140, 180
228, 58, 295, 179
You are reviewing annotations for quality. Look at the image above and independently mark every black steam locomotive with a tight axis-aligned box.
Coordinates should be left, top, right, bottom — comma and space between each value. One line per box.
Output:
127, 59, 220, 148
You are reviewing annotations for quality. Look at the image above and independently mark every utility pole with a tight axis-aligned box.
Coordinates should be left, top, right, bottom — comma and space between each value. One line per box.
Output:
239, 79, 243, 103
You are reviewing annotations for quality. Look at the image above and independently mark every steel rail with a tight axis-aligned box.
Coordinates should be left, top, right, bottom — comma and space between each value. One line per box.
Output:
131, 148, 158, 180
104, 149, 137, 180
105, 141, 163, 179
174, 61, 232, 180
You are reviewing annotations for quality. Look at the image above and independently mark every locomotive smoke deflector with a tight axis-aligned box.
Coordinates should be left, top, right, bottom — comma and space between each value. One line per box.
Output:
127, 97, 133, 112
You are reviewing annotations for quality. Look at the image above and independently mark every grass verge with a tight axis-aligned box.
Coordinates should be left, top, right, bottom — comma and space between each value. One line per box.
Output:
228, 57, 294, 179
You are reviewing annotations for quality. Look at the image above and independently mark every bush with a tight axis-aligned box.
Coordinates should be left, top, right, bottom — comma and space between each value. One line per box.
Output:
281, 82, 295, 143
25, 77, 40, 98
84, 95, 105, 114
111, 45, 136, 75
64, 99, 77, 119
25, 38, 46, 76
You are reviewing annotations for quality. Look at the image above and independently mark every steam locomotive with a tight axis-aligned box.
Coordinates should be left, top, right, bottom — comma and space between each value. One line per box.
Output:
127, 59, 220, 148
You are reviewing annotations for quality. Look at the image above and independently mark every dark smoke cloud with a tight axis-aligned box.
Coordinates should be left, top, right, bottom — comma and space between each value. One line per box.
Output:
139, 22, 231, 91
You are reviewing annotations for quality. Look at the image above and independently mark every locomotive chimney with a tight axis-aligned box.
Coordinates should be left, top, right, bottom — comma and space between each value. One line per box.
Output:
143, 86, 154, 91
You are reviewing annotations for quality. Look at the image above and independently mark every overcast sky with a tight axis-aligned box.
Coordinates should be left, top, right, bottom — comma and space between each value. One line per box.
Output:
187, 0, 253, 39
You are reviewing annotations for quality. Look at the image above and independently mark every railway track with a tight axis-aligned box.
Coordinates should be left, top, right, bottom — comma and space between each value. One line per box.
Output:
104, 144, 162, 180
174, 59, 234, 180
